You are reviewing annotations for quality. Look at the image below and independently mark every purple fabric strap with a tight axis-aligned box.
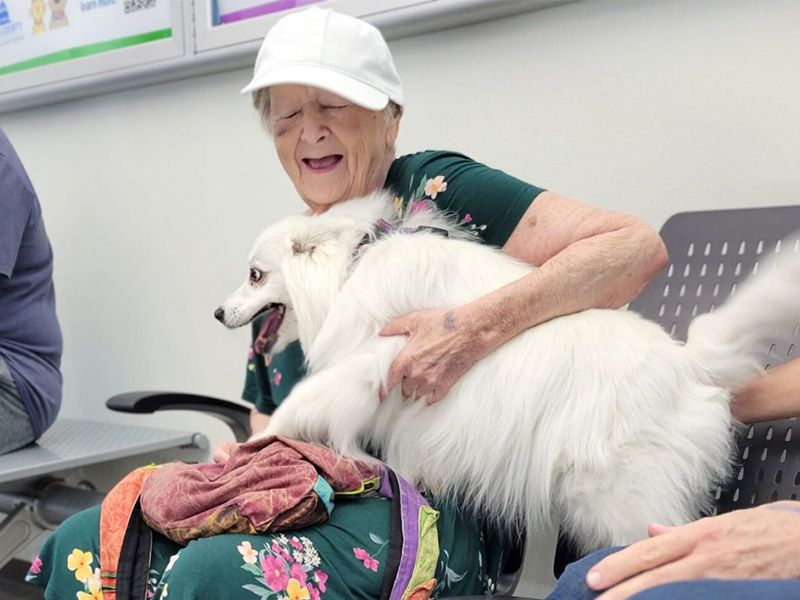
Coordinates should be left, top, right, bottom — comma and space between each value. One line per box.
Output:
379, 465, 429, 600
379, 465, 394, 499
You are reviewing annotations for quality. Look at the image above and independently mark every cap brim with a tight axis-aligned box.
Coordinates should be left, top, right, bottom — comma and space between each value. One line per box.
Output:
240, 64, 389, 111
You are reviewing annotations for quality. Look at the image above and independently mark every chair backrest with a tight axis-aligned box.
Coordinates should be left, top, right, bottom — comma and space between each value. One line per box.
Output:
628, 205, 800, 514
510, 206, 800, 596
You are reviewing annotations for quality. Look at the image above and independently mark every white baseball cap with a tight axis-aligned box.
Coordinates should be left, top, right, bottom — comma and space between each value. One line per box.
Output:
241, 7, 404, 111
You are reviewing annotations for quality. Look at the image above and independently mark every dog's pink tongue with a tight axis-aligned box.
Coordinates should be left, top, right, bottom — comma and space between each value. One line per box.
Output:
306, 156, 339, 169
254, 307, 284, 354
264, 308, 282, 336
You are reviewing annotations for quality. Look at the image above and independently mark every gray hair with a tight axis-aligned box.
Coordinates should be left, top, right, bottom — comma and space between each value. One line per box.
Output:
251, 88, 402, 134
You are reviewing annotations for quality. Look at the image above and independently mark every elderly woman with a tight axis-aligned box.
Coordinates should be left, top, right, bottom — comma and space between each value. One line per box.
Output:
27, 7, 666, 600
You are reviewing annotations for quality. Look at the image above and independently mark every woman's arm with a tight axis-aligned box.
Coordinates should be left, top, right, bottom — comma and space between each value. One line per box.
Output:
731, 358, 800, 423
476, 191, 668, 347
382, 191, 667, 402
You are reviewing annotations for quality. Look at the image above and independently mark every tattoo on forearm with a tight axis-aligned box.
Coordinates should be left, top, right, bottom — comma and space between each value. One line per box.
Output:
443, 311, 456, 331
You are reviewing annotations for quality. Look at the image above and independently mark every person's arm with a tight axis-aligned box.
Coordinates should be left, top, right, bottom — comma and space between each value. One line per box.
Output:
584, 501, 800, 599
474, 191, 668, 348
0, 143, 34, 279
730, 358, 800, 423
382, 191, 667, 402
249, 408, 270, 434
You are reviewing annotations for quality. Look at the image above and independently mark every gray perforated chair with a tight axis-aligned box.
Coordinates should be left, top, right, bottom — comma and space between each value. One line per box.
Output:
629, 205, 800, 515
521, 204, 800, 596
0, 418, 209, 598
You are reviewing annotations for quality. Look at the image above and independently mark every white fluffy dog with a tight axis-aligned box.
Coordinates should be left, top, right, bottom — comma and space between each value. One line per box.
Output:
216, 192, 800, 552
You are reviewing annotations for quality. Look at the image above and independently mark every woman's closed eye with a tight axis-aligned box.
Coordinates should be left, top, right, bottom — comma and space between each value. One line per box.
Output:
321, 103, 352, 111
278, 109, 301, 121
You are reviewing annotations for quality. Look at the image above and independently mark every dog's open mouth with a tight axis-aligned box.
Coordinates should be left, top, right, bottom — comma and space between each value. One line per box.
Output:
253, 303, 285, 355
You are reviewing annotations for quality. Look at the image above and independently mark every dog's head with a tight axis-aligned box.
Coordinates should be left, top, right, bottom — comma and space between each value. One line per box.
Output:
215, 192, 393, 355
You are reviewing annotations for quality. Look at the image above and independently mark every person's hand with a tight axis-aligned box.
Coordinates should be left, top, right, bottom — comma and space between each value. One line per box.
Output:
212, 441, 238, 463
212, 409, 271, 463
380, 307, 495, 404
250, 408, 271, 435
587, 502, 800, 599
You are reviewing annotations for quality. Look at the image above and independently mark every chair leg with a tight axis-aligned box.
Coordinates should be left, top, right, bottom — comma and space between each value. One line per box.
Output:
0, 502, 42, 570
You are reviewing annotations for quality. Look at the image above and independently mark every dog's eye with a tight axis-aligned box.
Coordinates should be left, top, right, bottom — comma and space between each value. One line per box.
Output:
249, 268, 264, 284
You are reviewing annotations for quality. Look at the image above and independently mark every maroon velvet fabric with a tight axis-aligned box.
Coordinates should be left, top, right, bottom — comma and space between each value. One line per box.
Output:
140, 436, 380, 544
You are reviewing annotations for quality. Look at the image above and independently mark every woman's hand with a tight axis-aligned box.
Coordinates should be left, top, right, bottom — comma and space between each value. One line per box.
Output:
250, 407, 271, 435
212, 441, 238, 463
380, 306, 498, 404
587, 502, 800, 599
211, 409, 271, 463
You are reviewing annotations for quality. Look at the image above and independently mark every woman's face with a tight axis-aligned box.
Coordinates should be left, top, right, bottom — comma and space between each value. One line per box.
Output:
269, 85, 400, 214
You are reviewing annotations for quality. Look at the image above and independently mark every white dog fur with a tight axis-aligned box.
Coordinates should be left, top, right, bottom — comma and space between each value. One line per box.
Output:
217, 192, 800, 552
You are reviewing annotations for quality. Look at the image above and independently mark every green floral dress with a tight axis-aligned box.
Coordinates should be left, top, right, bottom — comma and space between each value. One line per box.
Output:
26, 150, 543, 600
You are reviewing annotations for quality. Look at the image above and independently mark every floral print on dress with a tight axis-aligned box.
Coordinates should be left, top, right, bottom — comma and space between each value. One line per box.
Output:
395, 173, 488, 237
352, 531, 387, 573
238, 534, 328, 599
142, 550, 178, 599
238, 541, 258, 564
77, 580, 104, 600
67, 549, 93, 582
247, 348, 256, 372
434, 548, 467, 594
424, 175, 447, 199
64, 549, 104, 599
272, 369, 282, 386
476, 528, 496, 594
28, 555, 42, 576
459, 212, 487, 235
146, 567, 162, 599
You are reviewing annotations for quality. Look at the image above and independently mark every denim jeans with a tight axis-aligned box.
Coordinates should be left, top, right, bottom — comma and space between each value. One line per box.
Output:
548, 546, 800, 599
0, 354, 35, 454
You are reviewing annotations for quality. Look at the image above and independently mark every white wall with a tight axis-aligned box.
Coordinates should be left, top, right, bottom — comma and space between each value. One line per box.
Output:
2, 0, 799, 448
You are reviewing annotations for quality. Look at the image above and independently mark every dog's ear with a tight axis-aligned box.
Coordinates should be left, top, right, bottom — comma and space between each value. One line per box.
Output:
291, 222, 356, 258
291, 238, 316, 256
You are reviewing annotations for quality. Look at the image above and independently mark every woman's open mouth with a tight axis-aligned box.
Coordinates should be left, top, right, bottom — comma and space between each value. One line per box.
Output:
253, 303, 285, 354
302, 155, 342, 173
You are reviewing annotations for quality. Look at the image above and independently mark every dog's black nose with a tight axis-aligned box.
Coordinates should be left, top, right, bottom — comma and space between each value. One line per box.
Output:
214, 307, 225, 323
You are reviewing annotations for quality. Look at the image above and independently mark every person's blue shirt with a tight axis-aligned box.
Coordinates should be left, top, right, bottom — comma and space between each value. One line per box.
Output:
0, 130, 62, 437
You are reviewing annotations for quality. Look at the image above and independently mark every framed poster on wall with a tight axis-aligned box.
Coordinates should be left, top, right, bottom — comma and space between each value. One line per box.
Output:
0, 0, 185, 108
0, 0, 177, 76
0, 0, 569, 113
212, 0, 326, 26
193, 0, 431, 53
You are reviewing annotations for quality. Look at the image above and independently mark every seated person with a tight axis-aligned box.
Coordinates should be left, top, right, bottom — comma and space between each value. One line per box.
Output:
24, 8, 666, 599
0, 129, 62, 455
548, 358, 800, 600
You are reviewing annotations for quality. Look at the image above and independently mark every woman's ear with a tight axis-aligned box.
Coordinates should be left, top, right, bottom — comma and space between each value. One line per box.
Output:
385, 109, 401, 149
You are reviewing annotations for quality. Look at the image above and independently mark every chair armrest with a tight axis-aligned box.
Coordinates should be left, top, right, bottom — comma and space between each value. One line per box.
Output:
107, 391, 252, 442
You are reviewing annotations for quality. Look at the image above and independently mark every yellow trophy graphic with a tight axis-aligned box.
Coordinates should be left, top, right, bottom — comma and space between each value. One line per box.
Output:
31, 0, 46, 34
48, 0, 69, 29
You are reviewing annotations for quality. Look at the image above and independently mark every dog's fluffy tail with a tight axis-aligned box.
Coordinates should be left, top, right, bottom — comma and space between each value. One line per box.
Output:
685, 242, 800, 390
